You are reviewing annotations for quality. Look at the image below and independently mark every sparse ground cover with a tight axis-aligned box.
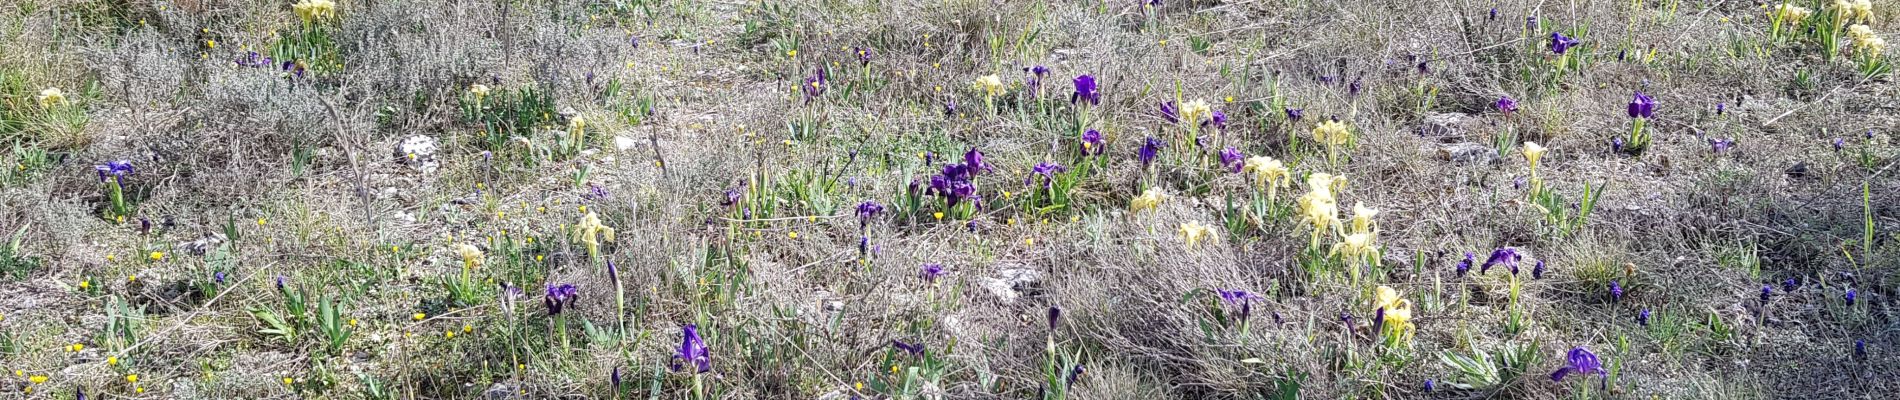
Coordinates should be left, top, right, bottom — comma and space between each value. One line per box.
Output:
0, 0, 1896, 398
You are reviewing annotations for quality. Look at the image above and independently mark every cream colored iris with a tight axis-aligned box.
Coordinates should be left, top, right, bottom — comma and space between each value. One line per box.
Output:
1242, 156, 1290, 199
573, 211, 616, 259
1373, 285, 1415, 342
1178, 221, 1214, 248
1130, 187, 1171, 213
974, 75, 1004, 97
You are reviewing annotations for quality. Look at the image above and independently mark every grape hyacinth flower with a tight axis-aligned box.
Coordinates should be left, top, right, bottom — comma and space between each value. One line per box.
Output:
1424, 379, 1436, 393
1846, 288, 1857, 305
213, 271, 226, 284
1071, 75, 1100, 105
1610, 280, 1624, 302
920, 263, 945, 283
1549, 32, 1580, 54
1219, 147, 1245, 173
235, 51, 273, 68
1481, 247, 1520, 275
1532, 260, 1547, 280
1611, 137, 1626, 153
275, 275, 288, 292
1834, 138, 1846, 152
1455, 252, 1473, 278
1285, 108, 1305, 123
1080, 129, 1105, 156
1784, 277, 1799, 292
1637, 309, 1651, 326
1495, 96, 1519, 115
1761, 285, 1773, 303
1856, 340, 1867, 358
1715, 102, 1726, 115
1138, 137, 1163, 167
1551, 347, 1609, 389
673, 324, 713, 373
1158, 101, 1180, 124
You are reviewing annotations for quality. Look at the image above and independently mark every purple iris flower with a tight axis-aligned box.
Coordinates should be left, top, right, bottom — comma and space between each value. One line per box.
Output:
1138, 137, 1163, 167
853, 47, 873, 66
1532, 260, 1546, 280
611, 366, 623, 390
1637, 309, 1650, 326
1028, 162, 1067, 188
1065, 365, 1085, 390
235, 51, 273, 67
1551, 347, 1608, 389
963, 147, 992, 174
1284, 108, 1304, 123
944, 98, 958, 116
1628, 91, 1656, 119
95, 160, 134, 182
920, 263, 945, 283
673, 324, 713, 373
1550, 32, 1580, 54
1611, 137, 1626, 153
1495, 96, 1519, 115
1219, 147, 1245, 173
1071, 75, 1100, 105
802, 67, 829, 103
1715, 102, 1726, 115
1709, 138, 1734, 153
544, 283, 578, 315
1348, 78, 1363, 97
1372, 307, 1386, 330
1455, 252, 1473, 277
891, 340, 925, 357
1080, 129, 1105, 156
1206, 110, 1228, 131
1488, 7, 1497, 20
1480, 248, 1520, 275
275, 275, 288, 292
721, 187, 743, 207
1048, 306, 1063, 330
1834, 138, 1846, 151
855, 200, 884, 227
1025, 65, 1050, 96
1216, 289, 1263, 323
1159, 101, 1179, 124
585, 183, 610, 202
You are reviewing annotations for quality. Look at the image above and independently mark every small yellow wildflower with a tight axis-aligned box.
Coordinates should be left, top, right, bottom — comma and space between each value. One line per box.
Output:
413, 312, 427, 321
108, 356, 118, 365
127, 374, 138, 383
79, 280, 91, 290
933, 212, 945, 221
70, 343, 84, 352
788, 231, 799, 239
28, 375, 47, 384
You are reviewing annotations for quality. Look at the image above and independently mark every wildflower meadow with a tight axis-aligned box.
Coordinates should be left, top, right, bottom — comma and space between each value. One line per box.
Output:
0, 0, 1896, 398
